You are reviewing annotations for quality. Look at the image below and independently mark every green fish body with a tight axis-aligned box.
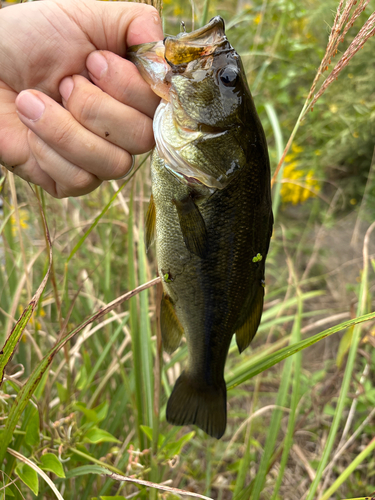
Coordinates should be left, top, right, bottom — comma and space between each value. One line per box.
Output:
128, 17, 273, 439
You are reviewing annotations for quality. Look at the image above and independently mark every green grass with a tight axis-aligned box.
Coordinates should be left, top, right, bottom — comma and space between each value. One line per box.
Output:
1, 0, 375, 499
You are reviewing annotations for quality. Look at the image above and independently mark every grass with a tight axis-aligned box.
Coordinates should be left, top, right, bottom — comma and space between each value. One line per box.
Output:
1, 0, 375, 499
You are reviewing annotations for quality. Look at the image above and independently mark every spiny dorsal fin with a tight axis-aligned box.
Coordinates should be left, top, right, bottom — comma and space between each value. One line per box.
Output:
172, 195, 208, 259
235, 285, 264, 354
145, 194, 156, 252
161, 294, 184, 354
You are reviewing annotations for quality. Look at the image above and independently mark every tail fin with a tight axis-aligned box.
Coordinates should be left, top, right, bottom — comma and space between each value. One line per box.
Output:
166, 371, 227, 439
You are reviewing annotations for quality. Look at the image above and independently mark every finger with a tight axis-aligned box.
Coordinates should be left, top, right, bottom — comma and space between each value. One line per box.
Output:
0, 82, 98, 197
27, 130, 102, 198
15, 89, 133, 181
86, 51, 160, 117
91, 2, 163, 50
5, 150, 68, 199
0, 82, 29, 168
59, 74, 155, 152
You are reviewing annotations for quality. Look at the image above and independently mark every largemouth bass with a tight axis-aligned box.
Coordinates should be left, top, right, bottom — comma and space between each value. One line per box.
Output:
128, 16, 273, 439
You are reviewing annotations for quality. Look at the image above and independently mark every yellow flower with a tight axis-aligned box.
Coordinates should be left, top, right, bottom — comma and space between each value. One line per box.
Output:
280, 147, 320, 205
254, 13, 262, 25
329, 104, 338, 114
362, 327, 375, 344
291, 143, 304, 154
173, 6, 184, 16
10, 207, 29, 236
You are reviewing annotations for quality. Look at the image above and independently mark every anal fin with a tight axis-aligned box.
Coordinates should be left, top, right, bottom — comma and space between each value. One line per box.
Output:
161, 294, 184, 354
172, 195, 208, 259
235, 285, 264, 354
145, 194, 156, 252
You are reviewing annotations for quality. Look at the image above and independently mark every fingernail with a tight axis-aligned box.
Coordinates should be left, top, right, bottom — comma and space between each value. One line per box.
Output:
59, 77, 74, 101
16, 91, 45, 121
87, 52, 108, 80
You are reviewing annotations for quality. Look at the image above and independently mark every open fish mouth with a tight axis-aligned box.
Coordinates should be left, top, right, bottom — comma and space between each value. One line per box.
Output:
126, 16, 241, 189
126, 16, 228, 100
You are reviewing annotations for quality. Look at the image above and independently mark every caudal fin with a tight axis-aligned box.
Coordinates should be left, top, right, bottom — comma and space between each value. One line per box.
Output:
166, 371, 227, 439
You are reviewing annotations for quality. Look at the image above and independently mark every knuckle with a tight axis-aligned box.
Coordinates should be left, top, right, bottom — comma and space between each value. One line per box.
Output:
132, 119, 155, 153
118, 70, 138, 101
58, 169, 101, 198
108, 152, 133, 180
70, 169, 96, 192
28, 131, 48, 159
51, 119, 78, 149
74, 90, 101, 126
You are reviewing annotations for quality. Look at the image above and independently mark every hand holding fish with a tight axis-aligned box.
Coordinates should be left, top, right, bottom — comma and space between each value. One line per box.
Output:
0, 0, 163, 197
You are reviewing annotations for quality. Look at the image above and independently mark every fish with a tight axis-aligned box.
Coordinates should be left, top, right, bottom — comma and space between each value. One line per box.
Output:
127, 16, 273, 439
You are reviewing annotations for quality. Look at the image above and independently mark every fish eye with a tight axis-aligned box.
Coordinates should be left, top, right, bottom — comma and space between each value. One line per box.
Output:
218, 67, 239, 87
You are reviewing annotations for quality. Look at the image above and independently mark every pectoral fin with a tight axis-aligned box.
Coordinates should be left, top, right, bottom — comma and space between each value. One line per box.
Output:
235, 285, 264, 354
173, 195, 208, 258
161, 294, 184, 354
145, 194, 156, 252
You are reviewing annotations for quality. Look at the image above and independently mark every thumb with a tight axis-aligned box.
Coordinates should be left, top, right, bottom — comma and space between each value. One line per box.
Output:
74, 0, 163, 54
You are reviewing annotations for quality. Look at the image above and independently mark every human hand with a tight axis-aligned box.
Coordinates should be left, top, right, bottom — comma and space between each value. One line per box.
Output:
0, 0, 163, 197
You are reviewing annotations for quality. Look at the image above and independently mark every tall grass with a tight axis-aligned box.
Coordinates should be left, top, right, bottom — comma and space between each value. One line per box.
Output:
1, 0, 375, 499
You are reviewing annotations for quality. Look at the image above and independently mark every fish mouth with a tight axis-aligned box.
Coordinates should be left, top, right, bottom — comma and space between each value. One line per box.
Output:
164, 16, 227, 66
126, 16, 228, 99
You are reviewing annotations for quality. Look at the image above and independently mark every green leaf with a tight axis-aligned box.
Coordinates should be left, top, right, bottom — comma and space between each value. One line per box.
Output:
1, 485, 15, 497
94, 401, 109, 423
73, 402, 100, 423
25, 409, 40, 447
75, 364, 88, 391
140, 425, 153, 441
141, 425, 165, 447
65, 465, 109, 478
56, 382, 68, 404
226, 310, 375, 390
39, 453, 65, 478
84, 428, 120, 444
163, 431, 195, 459
336, 326, 353, 368
15, 463, 39, 495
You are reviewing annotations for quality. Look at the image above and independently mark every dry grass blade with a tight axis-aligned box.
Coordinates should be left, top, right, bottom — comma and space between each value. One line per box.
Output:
308, 0, 371, 99
271, 0, 375, 186
7, 448, 65, 500
309, 10, 375, 110
107, 470, 214, 500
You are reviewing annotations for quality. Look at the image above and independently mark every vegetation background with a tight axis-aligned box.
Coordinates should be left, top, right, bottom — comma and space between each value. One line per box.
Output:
0, 0, 375, 499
